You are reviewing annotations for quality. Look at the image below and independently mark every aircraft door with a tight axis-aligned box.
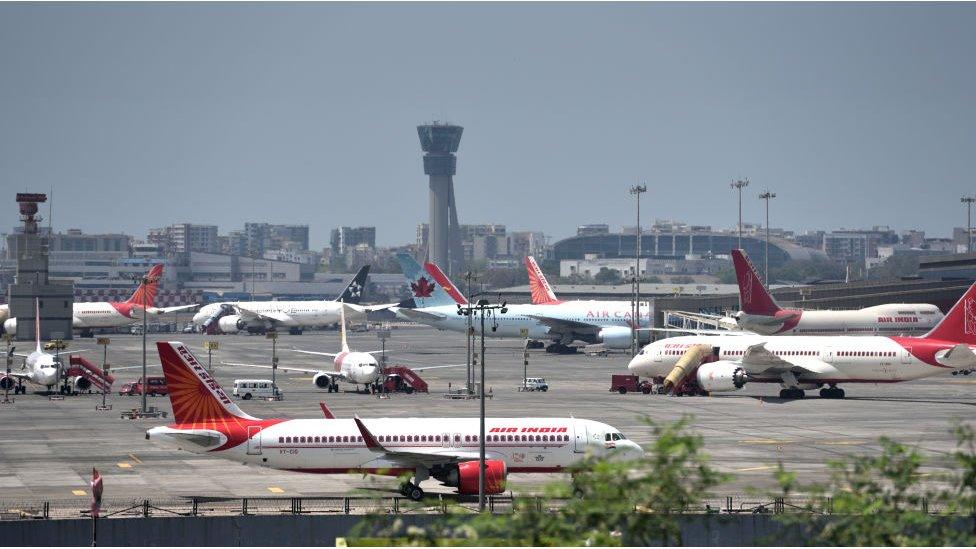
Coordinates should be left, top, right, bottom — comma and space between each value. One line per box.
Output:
246, 426, 262, 455
574, 423, 587, 453
901, 347, 912, 364
441, 433, 450, 448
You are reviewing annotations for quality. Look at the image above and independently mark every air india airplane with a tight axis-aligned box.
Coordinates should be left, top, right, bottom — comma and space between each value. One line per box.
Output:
628, 279, 976, 399
146, 341, 642, 500
1, 264, 196, 337
730, 249, 943, 336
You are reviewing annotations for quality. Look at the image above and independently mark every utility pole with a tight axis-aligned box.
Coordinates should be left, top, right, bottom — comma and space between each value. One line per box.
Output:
629, 183, 647, 357
731, 179, 750, 250
96, 337, 111, 411
759, 189, 776, 284
962, 196, 976, 254
457, 298, 507, 512
464, 271, 475, 394
267, 330, 278, 397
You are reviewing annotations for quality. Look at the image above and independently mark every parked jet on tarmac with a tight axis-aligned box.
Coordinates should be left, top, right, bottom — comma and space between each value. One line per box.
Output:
193, 266, 371, 335
1, 265, 195, 337
147, 340, 641, 500
729, 249, 943, 336
393, 254, 650, 352
628, 279, 976, 399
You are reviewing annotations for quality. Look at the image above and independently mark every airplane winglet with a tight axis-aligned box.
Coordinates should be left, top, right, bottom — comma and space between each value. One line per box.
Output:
353, 416, 382, 450
319, 401, 336, 419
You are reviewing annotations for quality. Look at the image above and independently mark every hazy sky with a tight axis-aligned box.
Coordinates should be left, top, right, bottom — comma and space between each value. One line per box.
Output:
1, 3, 974, 248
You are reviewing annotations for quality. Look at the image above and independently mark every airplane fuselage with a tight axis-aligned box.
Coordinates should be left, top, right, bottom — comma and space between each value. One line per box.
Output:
629, 334, 963, 384
736, 304, 944, 336
193, 301, 345, 329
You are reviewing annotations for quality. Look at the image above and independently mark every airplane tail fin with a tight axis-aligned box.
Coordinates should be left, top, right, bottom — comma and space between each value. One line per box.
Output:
731, 249, 781, 315
525, 256, 561, 305
395, 253, 461, 308
422, 262, 467, 305
34, 298, 42, 353
334, 265, 370, 304
922, 281, 976, 344
127, 264, 163, 306
339, 305, 350, 353
156, 341, 258, 424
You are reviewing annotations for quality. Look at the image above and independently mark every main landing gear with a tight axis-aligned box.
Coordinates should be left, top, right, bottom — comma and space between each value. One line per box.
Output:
819, 385, 846, 399
399, 481, 424, 501
779, 388, 806, 399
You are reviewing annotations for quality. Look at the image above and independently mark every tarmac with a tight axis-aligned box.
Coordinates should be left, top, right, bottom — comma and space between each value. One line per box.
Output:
1, 325, 974, 503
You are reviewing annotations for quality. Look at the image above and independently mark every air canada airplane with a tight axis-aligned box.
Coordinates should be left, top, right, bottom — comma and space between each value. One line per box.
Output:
193, 266, 372, 335
628, 279, 976, 400
730, 249, 943, 336
393, 254, 650, 352
146, 340, 642, 500
1, 264, 196, 337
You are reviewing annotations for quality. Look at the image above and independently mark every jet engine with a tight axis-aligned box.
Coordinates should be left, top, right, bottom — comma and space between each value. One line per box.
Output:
435, 459, 507, 495
597, 326, 633, 349
0, 375, 15, 391
313, 372, 334, 389
3, 318, 16, 335
695, 361, 747, 392
70, 376, 92, 392
217, 315, 246, 334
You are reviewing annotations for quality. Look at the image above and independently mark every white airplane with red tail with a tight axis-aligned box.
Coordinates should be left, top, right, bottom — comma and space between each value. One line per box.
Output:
730, 249, 942, 336
628, 279, 976, 399
146, 341, 641, 500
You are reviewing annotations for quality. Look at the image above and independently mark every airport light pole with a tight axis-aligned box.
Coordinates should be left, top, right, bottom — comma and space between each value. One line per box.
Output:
759, 189, 776, 284
963, 196, 976, 254
629, 183, 647, 357
731, 179, 750, 250
458, 298, 507, 512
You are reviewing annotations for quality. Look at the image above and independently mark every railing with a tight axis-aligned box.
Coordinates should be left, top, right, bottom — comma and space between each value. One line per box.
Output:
0, 494, 956, 522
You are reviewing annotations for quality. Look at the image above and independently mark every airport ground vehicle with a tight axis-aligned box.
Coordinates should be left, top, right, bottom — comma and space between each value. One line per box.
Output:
118, 376, 168, 396
232, 379, 282, 400
519, 377, 549, 391
609, 374, 652, 394
147, 341, 642, 501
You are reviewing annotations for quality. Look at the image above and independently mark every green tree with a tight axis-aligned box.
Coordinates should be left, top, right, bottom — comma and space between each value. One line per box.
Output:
352, 417, 729, 546
594, 267, 621, 285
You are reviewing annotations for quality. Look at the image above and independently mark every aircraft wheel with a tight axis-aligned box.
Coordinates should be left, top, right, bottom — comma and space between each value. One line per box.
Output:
407, 484, 424, 501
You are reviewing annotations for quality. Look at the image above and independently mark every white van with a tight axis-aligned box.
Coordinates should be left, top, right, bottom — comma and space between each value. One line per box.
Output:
232, 379, 283, 400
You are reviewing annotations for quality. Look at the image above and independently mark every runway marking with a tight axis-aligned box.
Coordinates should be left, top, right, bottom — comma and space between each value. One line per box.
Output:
735, 465, 777, 472
128, 453, 143, 464
267, 486, 284, 494
72, 490, 87, 496
821, 440, 863, 446
739, 439, 793, 445
117, 462, 132, 469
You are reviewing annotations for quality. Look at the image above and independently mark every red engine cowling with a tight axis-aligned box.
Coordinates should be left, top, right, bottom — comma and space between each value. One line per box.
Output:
0, 375, 14, 391
456, 459, 507, 495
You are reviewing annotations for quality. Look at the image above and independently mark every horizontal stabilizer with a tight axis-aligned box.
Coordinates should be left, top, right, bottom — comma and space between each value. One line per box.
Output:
935, 344, 976, 369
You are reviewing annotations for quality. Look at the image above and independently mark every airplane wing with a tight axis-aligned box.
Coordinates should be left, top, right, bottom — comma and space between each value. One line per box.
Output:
221, 361, 327, 375
408, 363, 467, 372
150, 304, 200, 315
110, 364, 161, 372
526, 315, 601, 336
354, 417, 504, 468
360, 302, 399, 313
397, 308, 448, 323
291, 349, 339, 358
649, 327, 745, 336
738, 342, 833, 376
935, 344, 976, 369
234, 305, 292, 324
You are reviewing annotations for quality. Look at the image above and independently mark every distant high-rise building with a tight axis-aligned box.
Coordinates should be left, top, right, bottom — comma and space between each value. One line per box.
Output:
330, 226, 376, 255
148, 223, 218, 254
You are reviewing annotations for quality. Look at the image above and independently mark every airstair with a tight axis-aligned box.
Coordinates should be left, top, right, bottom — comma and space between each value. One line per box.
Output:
66, 355, 114, 393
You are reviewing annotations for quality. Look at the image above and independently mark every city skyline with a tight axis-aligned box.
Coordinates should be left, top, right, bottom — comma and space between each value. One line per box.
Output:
2, 3, 975, 248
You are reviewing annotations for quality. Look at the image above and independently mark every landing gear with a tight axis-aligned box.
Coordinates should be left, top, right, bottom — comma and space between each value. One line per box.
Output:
79, 329, 94, 338
819, 386, 845, 399
545, 343, 577, 354
327, 382, 338, 393
288, 328, 303, 335
779, 388, 805, 399
399, 482, 425, 501
15, 383, 25, 395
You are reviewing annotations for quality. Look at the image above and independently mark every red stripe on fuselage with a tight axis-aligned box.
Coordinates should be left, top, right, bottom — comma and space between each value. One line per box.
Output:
889, 336, 957, 369
333, 351, 349, 372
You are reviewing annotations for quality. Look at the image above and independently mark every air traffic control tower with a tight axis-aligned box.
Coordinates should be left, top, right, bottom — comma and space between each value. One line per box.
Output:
7, 194, 74, 341
418, 122, 463, 275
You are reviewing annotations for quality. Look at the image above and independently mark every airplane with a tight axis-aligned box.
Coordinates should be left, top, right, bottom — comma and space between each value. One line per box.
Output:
225, 305, 464, 394
729, 249, 943, 336
392, 254, 651, 353
145, 340, 643, 500
192, 265, 372, 335
1, 264, 197, 337
0, 299, 88, 395
626, 279, 976, 400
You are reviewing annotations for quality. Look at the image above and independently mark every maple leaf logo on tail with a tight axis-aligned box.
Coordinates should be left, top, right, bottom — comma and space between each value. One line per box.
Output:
411, 277, 435, 298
